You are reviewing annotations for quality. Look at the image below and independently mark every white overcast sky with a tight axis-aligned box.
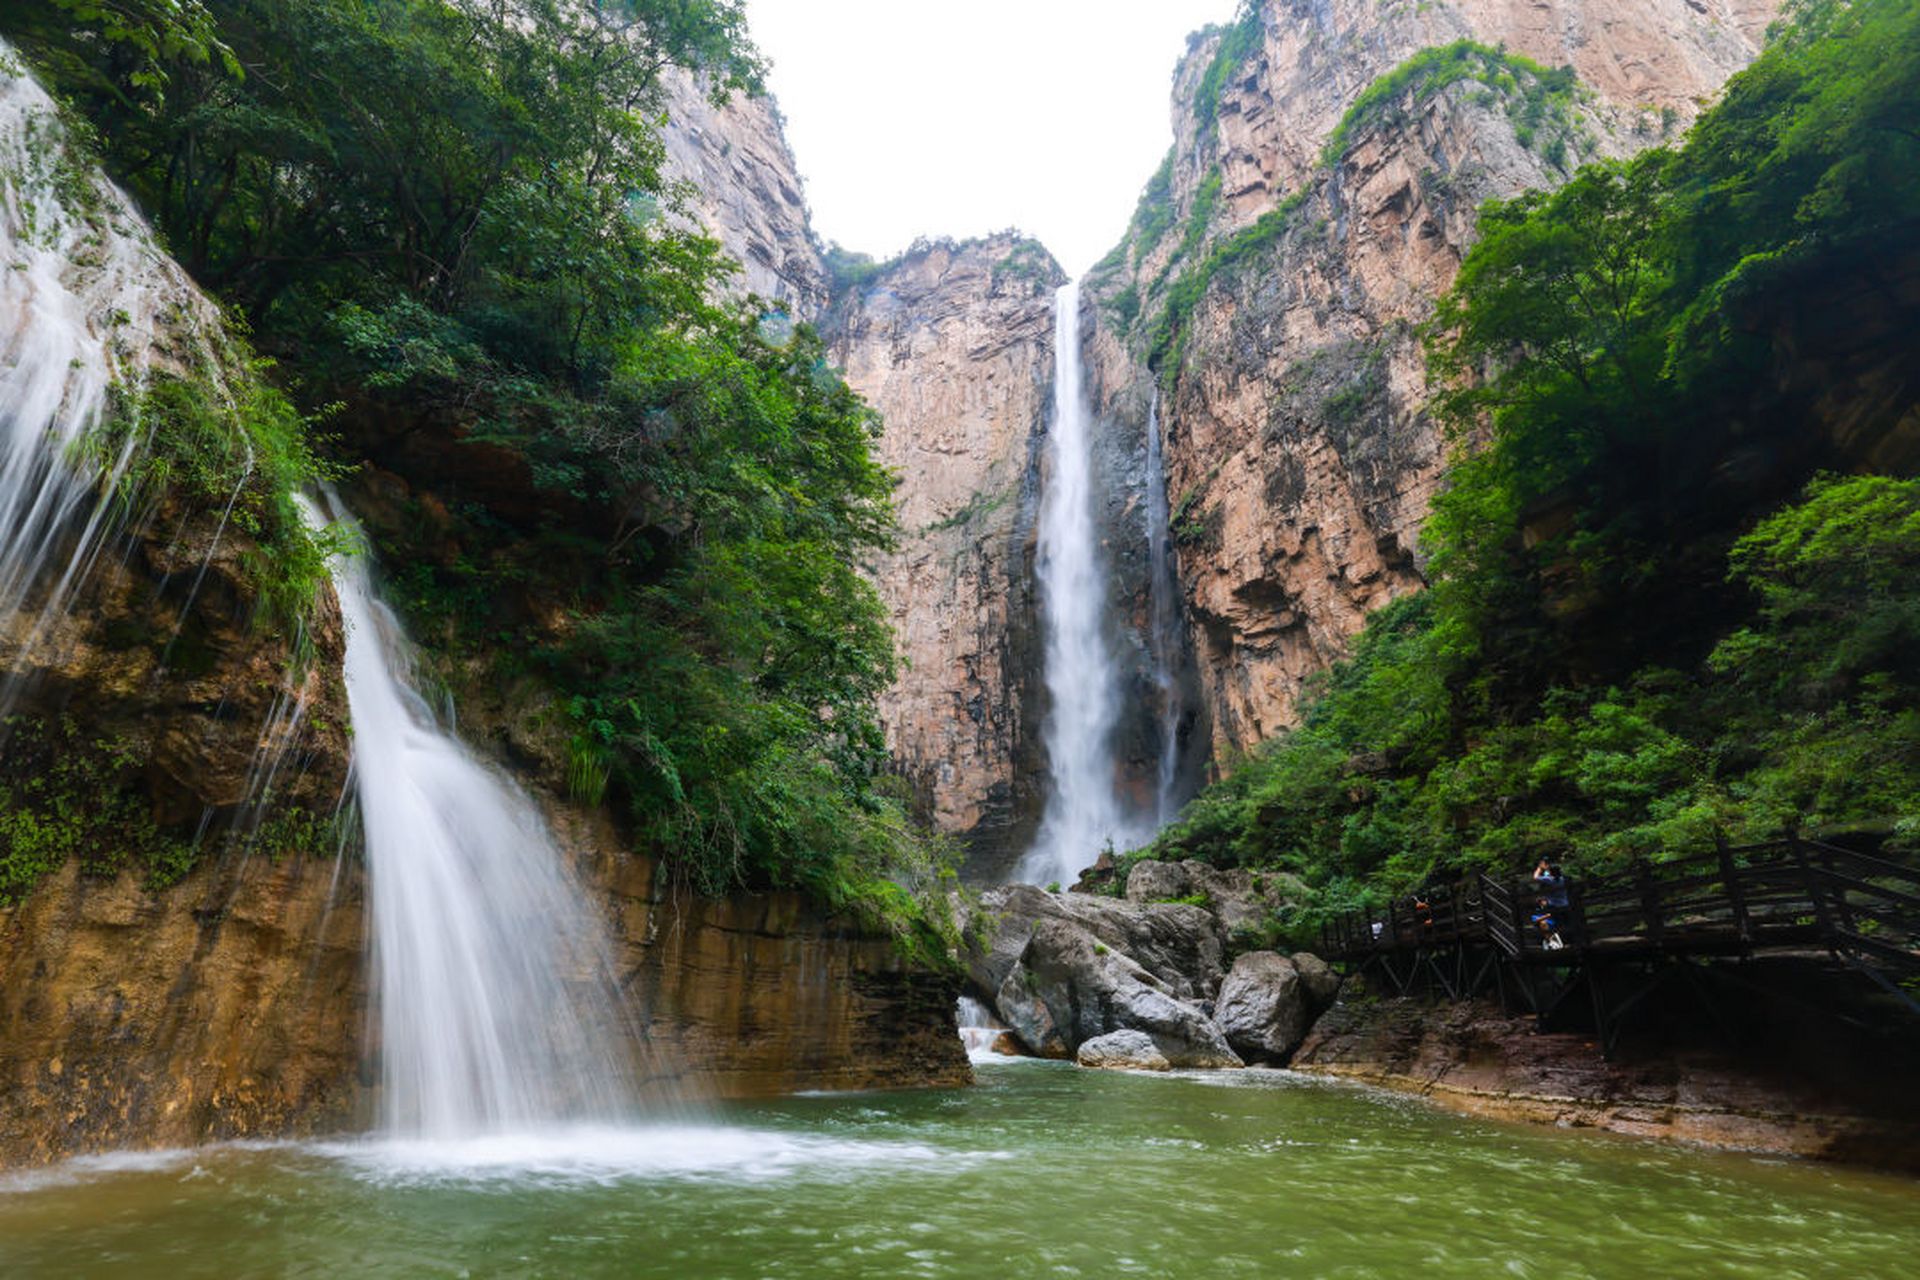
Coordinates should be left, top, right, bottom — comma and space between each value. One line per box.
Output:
743, 0, 1236, 277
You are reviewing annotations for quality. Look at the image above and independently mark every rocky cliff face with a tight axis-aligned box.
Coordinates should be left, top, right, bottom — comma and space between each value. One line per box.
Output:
1293, 981, 1920, 1173
660, 69, 830, 318
822, 236, 1064, 876
0, 832, 965, 1167
1084, 0, 1781, 759
660, 77, 1071, 873
0, 57, 966, 1168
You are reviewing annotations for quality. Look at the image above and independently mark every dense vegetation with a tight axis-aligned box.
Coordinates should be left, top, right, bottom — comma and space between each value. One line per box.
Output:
1142, 0, 1920, 939
1193, 2, 1263, 136
5, 1, 957, 947
1320, 40, 1587, 168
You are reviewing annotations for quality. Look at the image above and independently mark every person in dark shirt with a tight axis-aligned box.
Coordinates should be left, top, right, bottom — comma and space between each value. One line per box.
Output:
1530, 859, 1570, 949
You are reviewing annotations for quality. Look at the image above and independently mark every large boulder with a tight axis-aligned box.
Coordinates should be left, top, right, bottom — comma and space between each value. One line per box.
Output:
1291, 952, 1342, 1007
963, 883, 1225, 1001
1076, 1030, 1171, 1071
1123, 859, 1192, 903
1123, 859, 1306, 940
998, 918, 1242, 1068
1214, 951, 1313, 1064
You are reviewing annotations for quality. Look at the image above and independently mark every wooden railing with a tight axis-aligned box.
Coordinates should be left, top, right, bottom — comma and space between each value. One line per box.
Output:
1318, 836, 1920, 982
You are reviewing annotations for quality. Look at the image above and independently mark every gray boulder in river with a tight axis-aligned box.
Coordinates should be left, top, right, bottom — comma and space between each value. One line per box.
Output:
990, 919, 1242, 1067
1076, 1029, 1172, 1071
1214, 951, 1340, 1064
961, 882, 1335, 1070
965, 883, 1226, 1002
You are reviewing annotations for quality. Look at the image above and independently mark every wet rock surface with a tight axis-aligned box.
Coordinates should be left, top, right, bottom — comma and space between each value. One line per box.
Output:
1214, 952, 1314, 1064
1077, 1029, 1174, 1072
1292, 973, 1920, 1173
963, 883, 1348, 1071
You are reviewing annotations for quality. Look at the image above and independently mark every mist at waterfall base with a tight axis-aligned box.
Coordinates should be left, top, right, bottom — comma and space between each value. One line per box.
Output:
304, 494, 946, 1176
1017, 282, 1183, 888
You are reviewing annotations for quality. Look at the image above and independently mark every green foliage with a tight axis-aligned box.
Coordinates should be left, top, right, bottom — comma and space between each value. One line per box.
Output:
1128, 149, 1178, 265
0, 715, 332, 903
1322, 41, 1582, 167
1174, 170, 1224, 267
5, 0, 961, 940
991, 240, 1055, 290
1146, 190, 1305, 374
925, 487, 1010, 534
1101, 283, 1142, 331
1151, 1, 1920, 937
1194, 3, 1263, 137
823, 243, 886, 294
87, 364, 343, 633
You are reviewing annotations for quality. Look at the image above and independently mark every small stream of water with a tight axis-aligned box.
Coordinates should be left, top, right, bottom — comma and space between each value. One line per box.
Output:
1143, 389, 1185, 827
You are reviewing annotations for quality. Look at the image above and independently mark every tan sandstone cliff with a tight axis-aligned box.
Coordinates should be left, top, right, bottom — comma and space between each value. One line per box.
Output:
1084, 0, 1782, 760
659, 72, 1070, 871
0, 832, 965, 1167
660, 68, 830, 317
823, 236, 1064, 874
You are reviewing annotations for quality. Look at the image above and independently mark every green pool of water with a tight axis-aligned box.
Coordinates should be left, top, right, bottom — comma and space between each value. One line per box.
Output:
3, 1062, 1915, 1278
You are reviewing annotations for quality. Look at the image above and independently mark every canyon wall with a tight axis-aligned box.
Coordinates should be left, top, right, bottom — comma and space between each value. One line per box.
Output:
661, 80, 1068, 873
660, 69, 830, 318
821, 237, 1062, 876
0, 55, 965, 1169
1084, 0, 1782, 760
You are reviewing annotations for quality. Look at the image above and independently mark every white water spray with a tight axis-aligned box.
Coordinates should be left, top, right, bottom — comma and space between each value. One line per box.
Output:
1017, 282, 1133, 888
302, 493, 637, 1139
955, 996, 1011, 1062
0, 46, 220, 669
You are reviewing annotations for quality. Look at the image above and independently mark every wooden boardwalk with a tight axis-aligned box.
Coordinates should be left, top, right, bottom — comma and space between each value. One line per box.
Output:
1319, 837, 1920, 1051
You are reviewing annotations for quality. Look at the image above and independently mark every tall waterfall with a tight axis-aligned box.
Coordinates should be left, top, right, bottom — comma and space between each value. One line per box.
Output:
1018, 282, 1132, 888
1144, 391, 1185, 827
303, 494, 637, 1139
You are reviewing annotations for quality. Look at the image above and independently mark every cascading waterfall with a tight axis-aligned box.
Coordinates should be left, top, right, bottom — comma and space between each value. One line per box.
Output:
0, 48, 213, 682
1017, 281, 1133, 889
1143, 391, 1185, 827
301, 493, 638, 1140
955, 996, 1011, 1062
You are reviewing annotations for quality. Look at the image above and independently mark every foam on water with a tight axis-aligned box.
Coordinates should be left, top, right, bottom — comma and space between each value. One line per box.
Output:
310, 1125, 984, 1188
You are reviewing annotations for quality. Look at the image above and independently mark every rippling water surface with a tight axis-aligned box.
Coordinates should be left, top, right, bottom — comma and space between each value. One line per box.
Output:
4, 1062, 1916, 1278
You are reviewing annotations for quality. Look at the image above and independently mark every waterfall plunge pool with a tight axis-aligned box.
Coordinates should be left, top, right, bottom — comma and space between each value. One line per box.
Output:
4, 1063, 1917, 1278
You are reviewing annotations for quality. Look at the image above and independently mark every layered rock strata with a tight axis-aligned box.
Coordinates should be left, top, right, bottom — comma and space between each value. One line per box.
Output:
1084, 0, 1782, 760
660, 69, 830, 317
822, 236, 1064, 874
1292, 980, 1920, 1174
0, 837, 967, 1167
